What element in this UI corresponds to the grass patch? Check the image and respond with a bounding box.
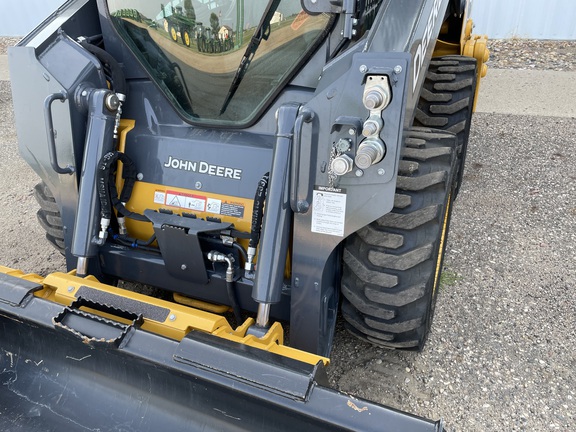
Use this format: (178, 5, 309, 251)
(439, 269, 462, 288)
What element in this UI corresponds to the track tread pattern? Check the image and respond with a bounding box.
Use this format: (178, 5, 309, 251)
(341, 128, 456, 350)
(357, 225, 404, 249)
(374, 205, 440, 231)
(34, 182, 65, 254)
(414, 55, 478, 198)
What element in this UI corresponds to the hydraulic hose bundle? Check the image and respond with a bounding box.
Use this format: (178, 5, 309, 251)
(246, 172, 269, 275)
(79, 39, 127, 142)
(96, 150, 149, 245)
(95, 159, 270, 326)
(79, 40, 127, 96)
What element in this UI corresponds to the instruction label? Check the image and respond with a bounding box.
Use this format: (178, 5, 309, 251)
(220, 201, 245, 218)
(160, 190, 245, 219)
(311, 186, 347, 237)
(165, 190, 206, 212)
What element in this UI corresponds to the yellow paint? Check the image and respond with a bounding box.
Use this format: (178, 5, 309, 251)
(432, 2, 490, 112)
(462, 30, 490, 110)
(111, 120, 295, 275)
(173, 293, 231, 314)
(432, 39, 461, 57)
(122, 181, 254, 242)
(433, 193, 452, 296)
(0, 266, 329, 366)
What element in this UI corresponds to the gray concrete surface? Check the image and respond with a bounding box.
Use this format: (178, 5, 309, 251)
(0, 59, 575, 431)
(476, 69, 576, 117)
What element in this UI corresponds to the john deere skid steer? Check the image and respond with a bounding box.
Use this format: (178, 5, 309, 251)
(2, 0, 488, 429)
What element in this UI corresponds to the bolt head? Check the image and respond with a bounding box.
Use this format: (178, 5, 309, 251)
(394, 65, 403, 74)
(67, 286, 74, 292)
(169, 314, 176, 321)
(355, 169, 364, 177)
(378, 168, 386, 176)
(359, 65, 367, 73)
(136, 173, 144, 181)
(195, 181, 202, 189)
(348, 128, 356, 136)
(181, 264, 187, 270)
(105, 93, 120, 111)
(297, 200, 310, 213)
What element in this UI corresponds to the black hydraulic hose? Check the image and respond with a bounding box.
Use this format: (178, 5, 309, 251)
(114, 235, 160, 253)
(249, 173, 269, 250)
(98, 151, 149, 222)
(115, 233, 156, 247)
(80, 41, 127, 96)
(97, 153, 114, 220)
(137, 233, 157, 246)
(232, 242, 248, 264)
(226, 280, 243, 325)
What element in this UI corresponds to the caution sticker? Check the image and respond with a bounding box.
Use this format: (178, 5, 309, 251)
(165, 190, 206, 212)
(311, 186, 347, 237)
(161, 190, 245, 219)
(154, 190, 166, 204)
(206, 198, 222, 214)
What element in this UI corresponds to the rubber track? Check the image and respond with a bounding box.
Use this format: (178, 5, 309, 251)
(34, 182, 65, 253)
(413, 55, 477, 197)
(341, 128, 456, 350)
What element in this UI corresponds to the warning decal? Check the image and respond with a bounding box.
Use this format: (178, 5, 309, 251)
(154, 190, 166, 204)
(166, 190, 206, 212)
(161, 190, 245, 219)
(311, 186, 347, 237)
(206, 198, 222, 214)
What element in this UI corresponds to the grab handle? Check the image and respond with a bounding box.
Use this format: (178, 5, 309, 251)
(44, 92, 74, 174)
(53, 297, 143, 348)
(290, 108, 315, 213)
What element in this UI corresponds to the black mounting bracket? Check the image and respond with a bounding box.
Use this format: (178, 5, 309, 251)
(144, 210, 231, 284)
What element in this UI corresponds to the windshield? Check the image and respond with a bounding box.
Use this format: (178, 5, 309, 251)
(107, 1, 333, 126)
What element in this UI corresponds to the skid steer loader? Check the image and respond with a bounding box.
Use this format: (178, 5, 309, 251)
(2, 0, 489, 430)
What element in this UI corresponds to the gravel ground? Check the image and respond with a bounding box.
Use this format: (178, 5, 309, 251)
(1, 36, 576, 430)
(0, 37, 21, 55)
(329, 114, 576, 430)
(488, 39, 576, 71)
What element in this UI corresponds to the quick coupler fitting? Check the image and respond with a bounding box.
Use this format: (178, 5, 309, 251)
(355, 138, 386, 169)
(98, 217, 110, 241)
(117, 216, 127, 235)
(244, 246, 257, 276)
(113, 93, 126, 140)
(207, 250, 227, 263)
(207, 251, 235, 282)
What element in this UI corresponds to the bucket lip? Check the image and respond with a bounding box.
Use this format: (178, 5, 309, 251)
(0, 289, 443, 432)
